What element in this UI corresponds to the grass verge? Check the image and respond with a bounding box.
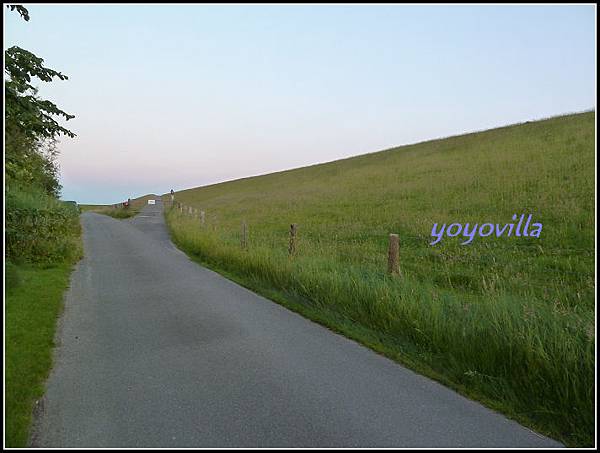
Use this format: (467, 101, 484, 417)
(165, 217, 592, 447)
(80, 204, 140, 219)
(5, 258, 81, 447)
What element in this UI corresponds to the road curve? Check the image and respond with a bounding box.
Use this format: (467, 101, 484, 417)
(32, 200, 562, 447)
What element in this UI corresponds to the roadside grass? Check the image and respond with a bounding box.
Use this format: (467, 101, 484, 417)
(80, 204, 140, 219)
(5, 260, 82, 447)
(164, 111, 595, 446)
(78, 204, 104, 212)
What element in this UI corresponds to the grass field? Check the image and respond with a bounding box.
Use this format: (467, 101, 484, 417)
(5, 260, 82, 447)
(163, 111, 595, 446)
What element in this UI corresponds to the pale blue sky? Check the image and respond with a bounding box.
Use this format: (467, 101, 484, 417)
(4, 4, 596, 204)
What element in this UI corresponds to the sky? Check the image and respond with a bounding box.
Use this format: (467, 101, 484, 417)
(4, 4, 596, 204)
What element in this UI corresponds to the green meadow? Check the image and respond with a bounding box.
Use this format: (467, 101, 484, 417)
(164, 111, 595, 446)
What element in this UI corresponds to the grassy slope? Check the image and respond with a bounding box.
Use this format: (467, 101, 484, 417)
(5, 260, 81, 447)
(164, 111, 595, 446)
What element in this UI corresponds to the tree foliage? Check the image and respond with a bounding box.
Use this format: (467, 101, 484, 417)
(7, 4, 29, 21)
(5, 5, 75, 197)
(5, 45, 76, 140)
(5, 122, 62, 196)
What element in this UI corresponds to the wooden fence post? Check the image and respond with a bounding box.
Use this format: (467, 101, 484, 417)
(388, 233, 400, 275)
(241, 220, 248, 250)
(289, 223, 298, 256)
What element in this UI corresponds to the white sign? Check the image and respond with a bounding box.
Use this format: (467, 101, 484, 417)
(148, 199, 156, 205)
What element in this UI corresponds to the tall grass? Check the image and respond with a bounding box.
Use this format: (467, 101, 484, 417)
(165, 112, 595, 446)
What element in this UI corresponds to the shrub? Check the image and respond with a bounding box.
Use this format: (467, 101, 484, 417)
(5, 186, 81, 264)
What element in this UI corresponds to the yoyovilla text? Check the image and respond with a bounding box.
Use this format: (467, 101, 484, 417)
(430, 214, 542, 246)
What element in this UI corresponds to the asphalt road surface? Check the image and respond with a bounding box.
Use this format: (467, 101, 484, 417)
(32, 200, 562, 447)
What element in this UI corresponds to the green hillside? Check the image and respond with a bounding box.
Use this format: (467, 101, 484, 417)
(164, 111, 595, 446)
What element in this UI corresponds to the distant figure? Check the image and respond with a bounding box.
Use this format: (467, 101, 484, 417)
(170, 189, 175, 202)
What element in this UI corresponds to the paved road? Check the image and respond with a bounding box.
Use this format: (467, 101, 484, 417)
(32, 200, 562, 447)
